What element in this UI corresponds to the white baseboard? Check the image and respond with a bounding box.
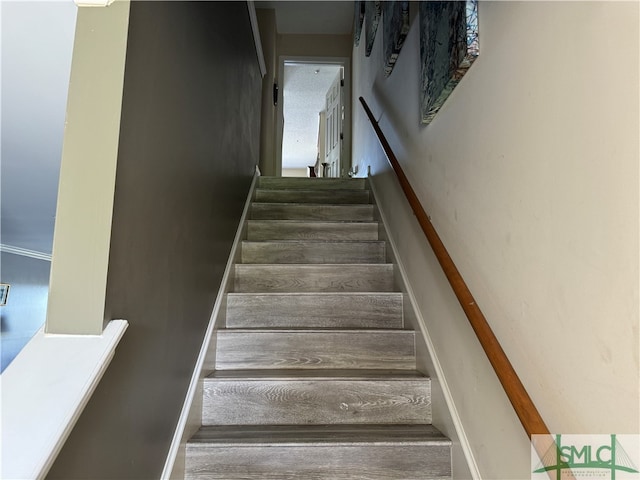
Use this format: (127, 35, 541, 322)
(160, 167, 260, 480)
(367, 176, 482, 480)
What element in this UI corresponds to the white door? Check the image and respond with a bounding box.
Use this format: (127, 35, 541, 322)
(324, 71, 342, 177)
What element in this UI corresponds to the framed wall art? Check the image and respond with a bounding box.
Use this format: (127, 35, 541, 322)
(382, 1, 410, 77)
(419, 0, 479, 124)
(364, 1, 381, 57)
(0, 284, 10, 306)
(354, 1, 365, 46)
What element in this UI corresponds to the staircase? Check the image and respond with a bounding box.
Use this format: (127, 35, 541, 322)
(185, 177, 452, 479)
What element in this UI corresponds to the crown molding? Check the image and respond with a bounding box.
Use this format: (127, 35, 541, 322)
(0, 244, 52, 262)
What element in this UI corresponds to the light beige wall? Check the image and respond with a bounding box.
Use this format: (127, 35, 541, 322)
(277, 33, 352, 58)
(257, 9, 277, 176)
(353, 1, 639, 478)
(46, 0, 130, 335)
(282, 168, 308, 177)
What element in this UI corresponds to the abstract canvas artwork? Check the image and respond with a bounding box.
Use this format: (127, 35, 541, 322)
(382, 1, 410, 77)
(353, 1, 365, 47)
(364, 1, 381, 57)
(419, 0, 479, 124)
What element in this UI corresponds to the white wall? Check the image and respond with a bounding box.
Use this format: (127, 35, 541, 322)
(353, 2, 639, 478)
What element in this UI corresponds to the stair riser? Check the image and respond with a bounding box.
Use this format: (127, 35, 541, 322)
(247, 221, 379, 241)
(241, 241, 385, 264)
(258, 177, 367, 190)
(234, 265, 395, 293)
(202, 379, 431, 425)
(186, 444, 451, 480)
(213, 331, 415, 370)
(251, 204, 374, 221)
(255, 189, 370, 204)
(226, 293, 403, 329)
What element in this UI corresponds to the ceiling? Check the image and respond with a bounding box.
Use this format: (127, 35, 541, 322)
(255, 1, 354, 35)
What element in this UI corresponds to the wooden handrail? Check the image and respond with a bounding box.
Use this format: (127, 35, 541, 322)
(359, 96, 549, 439)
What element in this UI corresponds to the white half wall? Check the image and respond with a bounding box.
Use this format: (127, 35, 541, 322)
(353, 2, 639, 478)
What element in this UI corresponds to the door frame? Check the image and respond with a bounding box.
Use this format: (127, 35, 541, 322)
(276, 55, 351, 178)
(324, 69, 343, 178)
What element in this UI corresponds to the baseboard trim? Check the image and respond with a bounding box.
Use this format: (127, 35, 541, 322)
(367, 175, 482, 480)
(160, 167, 260, 480)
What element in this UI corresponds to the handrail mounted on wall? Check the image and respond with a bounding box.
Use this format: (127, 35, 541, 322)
(359, 96, 549, 439)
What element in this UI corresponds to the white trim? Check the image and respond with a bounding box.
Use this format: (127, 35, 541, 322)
(368, 177, 482, 480)
(1, 319, 129, 480)
(160, 167, 260, 480)
(247, 1, 266, 78)
(0, 244, 52, 262)
(74, 0, 114, 7)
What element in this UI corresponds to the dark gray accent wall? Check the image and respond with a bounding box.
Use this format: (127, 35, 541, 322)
(47, 2, 261, 478)
(0, 252, 50, 372)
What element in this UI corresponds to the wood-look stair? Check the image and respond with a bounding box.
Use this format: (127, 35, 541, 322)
(185, 177, 452, 480)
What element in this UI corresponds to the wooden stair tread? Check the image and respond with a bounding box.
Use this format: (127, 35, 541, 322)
(189, 424, 450, 446)
(202, 373, 431, 425)
(257, 177, 367, 190)
(213, 329, 415, 370)
(247, 219, 378, 224)
(255, 189, 370, 204)
(227, 291, 401, 297)
(251, 203, 374, 221)
(247, 220, 379, 240)
(242, 239, 384, 244)
(207, 369, 427, 380)
(241, 240, 386, 264)
(236, 262, 393, 266)
(233, 263, 395, 293)
(226, 292, 403, 328)
(252, 202, 373, 207)
(218, 328, 415, 336)
(255, 188, 369, 194)
(235, 262, 393, 269)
